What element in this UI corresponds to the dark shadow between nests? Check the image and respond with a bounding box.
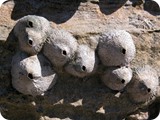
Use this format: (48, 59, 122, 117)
(148, 99, 160, 120)
(98, 0, 128, 15)
(143, 0, 160, 16)
(39, 74, 138, 120)
(39, 75, 114, 119)
(11, 0, 86, 24)
(0, 28, 18, 96)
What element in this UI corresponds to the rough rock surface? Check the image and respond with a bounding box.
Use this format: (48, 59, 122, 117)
(0, 0, 160, 120)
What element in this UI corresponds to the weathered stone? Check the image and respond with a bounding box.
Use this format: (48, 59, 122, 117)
(0, 0, 160, 120)
(126, 111, 149, 120)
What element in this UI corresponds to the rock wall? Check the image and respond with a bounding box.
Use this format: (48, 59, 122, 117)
(0, 0, 160, 120)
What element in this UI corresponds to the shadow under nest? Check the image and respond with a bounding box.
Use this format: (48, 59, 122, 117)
(11, 0, 129, 24)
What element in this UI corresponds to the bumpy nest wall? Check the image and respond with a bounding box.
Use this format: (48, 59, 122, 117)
(0, 0, 160, 120)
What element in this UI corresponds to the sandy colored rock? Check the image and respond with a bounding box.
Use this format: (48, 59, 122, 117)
(0, 0, 160, 120)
